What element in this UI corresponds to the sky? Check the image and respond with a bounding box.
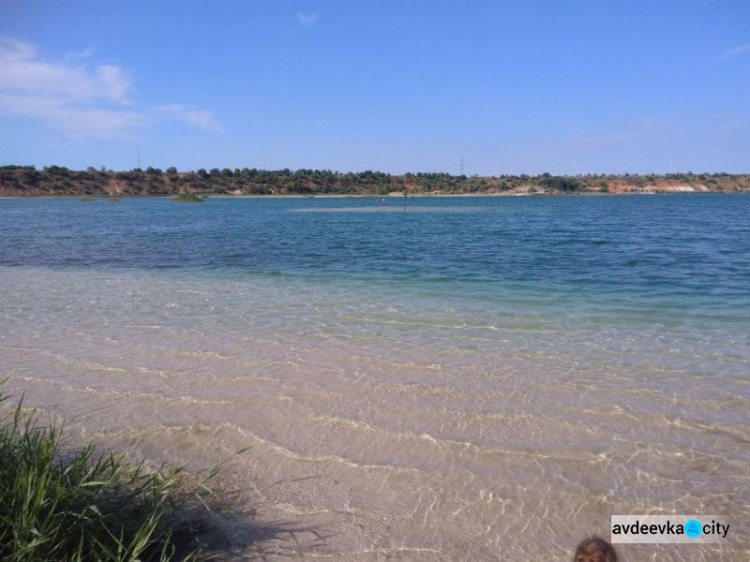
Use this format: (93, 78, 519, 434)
(0, 0, 748, 175)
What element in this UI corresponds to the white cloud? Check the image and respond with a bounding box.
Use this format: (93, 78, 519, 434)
(717, 43, 750, 62)
(0, 37, 222, 138)
(0, 38, 131, 104)
(297, 12, 319, 27)
(0, 93, 147, 138)
(95, 65, 131, 104)
(154, 104, 223, 133)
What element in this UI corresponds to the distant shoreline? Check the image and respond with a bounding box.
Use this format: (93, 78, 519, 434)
(2, 166, 749, 197)
(2, 191, 748, 200)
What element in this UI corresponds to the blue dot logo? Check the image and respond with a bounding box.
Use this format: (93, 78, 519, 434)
(685, 519, 702, 538)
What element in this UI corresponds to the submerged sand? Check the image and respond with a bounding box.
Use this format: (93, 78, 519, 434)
(1, 267, 748, 560)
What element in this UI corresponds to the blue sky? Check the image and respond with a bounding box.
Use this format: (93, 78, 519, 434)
(1, 0, 748, 175)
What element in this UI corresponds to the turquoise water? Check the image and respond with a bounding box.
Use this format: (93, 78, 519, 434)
(2, 195, 749, 300)
(1, 195, 748, 560)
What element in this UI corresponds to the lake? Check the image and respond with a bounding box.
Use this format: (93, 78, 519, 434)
(1, 194, 748, 560)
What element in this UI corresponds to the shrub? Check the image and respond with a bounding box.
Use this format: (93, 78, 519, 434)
(175, 193, 204, 202)
(540, 176, 581, 192)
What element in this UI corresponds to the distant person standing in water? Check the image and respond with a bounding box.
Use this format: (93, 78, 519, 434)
(573, 536, 618, 562)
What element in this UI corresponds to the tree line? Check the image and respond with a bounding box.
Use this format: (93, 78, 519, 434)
(0, 165, 748, 196)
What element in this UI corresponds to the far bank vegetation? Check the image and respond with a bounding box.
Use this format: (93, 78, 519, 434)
(1, 165, 749, 197)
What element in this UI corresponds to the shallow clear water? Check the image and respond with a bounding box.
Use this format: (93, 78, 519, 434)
(1, 195, 748, 560)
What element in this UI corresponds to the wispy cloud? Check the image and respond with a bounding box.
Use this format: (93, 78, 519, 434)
(716, 42, 750, 62)
(571, 132, 641, 150)
(297, 12, 319, 27)
(721, 118, 744, 131)
(0, 37, 222, 138)
(522, 118, 662, 163)
(0, 93, 147, 138)
(568, 117, 660, 153)
(154, 104, 224, 133)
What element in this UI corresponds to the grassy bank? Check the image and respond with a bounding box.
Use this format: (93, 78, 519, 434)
(0, 388, 227, 561)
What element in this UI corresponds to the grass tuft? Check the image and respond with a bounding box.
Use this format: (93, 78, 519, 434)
(174, 193, 204, 202)
(0, 386, 229, 561)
